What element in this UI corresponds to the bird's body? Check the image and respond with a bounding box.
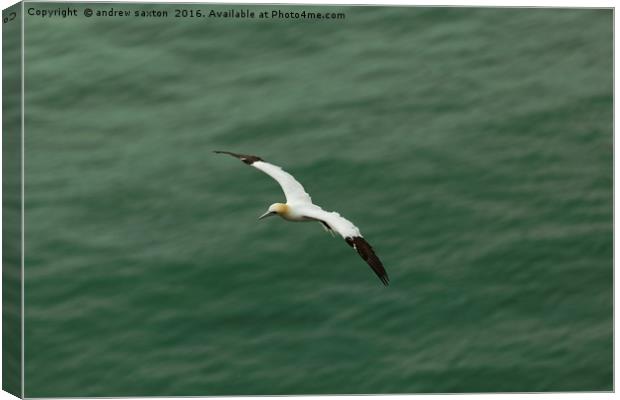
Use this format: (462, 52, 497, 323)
(265, 202, 358, 235)
(215, 151, 389, 286)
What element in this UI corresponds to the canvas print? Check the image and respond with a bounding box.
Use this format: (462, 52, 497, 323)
(2, 1, 613, 397)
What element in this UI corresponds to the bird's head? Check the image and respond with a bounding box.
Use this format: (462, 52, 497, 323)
(259, 203, 288, 220)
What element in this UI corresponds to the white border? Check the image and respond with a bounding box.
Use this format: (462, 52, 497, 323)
(0, 1, 616, 400)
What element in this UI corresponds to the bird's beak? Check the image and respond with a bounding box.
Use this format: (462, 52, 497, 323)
(258, 211, 275, 220)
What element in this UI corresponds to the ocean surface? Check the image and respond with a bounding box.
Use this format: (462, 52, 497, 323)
(19, 4, 612, 396)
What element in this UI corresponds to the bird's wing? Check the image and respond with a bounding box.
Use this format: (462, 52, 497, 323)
(345, 236, 390, 286)
(300, 206, 389, 286)
(214, 151, 312, 204)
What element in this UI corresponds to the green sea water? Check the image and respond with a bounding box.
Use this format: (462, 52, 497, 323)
(17, 3, 612, 396)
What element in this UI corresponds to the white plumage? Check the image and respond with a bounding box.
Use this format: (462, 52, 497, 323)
(252, 161, 313, 205)
(215, 151, 389, 286)
(293, 205, 362, 239)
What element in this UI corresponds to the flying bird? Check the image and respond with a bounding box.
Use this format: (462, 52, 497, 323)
(215, 150, 389, 286)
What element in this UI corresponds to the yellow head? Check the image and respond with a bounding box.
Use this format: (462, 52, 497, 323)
(258, 203, 288, 220)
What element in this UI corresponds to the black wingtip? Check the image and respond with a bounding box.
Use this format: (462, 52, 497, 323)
(214, 150, 263, 165)
(346, 236, 390, 287)
(377, 272, 390, 287)
(377, 269, 390, 286)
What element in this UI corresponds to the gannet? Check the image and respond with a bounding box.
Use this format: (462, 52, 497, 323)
(215, 151, 389, 286)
